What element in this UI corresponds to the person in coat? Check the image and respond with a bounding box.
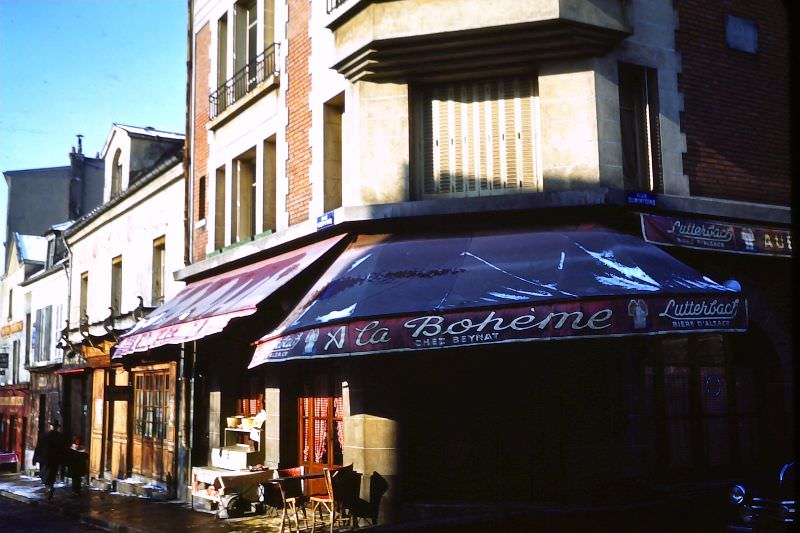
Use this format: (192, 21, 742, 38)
(67, 438, 88, 495)
(32, 419, 68, 500)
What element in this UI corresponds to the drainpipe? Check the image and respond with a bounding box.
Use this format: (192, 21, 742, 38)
(188, 341, 196, 495)
(184, 0, 195, 267)
(62, 234, 73, 355)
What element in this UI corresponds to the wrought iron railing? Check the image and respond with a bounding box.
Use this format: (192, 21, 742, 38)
(209, 44, 279, 120)
(326, 0, 349, 14)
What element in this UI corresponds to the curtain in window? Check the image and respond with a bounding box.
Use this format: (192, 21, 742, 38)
(314, 397, 329, 464)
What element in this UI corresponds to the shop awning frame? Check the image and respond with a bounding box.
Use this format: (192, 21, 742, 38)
(250, 228, 748, 367)
(114, 235, 347, 359)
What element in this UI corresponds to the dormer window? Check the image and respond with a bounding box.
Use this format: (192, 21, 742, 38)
(46, 237, 56, 269)
(111, 148, 123, 197)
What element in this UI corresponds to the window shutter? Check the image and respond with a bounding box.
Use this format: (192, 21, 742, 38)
(519, 78, 538, 189)
(419, 77, 540, 198)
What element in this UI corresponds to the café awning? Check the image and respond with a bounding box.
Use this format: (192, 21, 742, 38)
(640, 213, 792, 257)
(249, 228, 748, 367)
(113, 235, 346, 358)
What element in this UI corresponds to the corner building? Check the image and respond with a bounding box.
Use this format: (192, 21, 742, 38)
(116, 0, 791, 526)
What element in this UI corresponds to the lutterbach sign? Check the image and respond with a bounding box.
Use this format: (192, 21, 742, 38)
(641, 214, 792, 257)
(250, 294, 747, 365)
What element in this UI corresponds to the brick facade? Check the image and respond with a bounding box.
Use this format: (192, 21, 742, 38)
(675, 1, 789, 206)
(285, 0, 312, 225)
(192, 24, 210, 262)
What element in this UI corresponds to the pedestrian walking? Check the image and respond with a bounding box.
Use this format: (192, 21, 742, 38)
(67, 438, 88, 496)
(32, 419, 68, 500)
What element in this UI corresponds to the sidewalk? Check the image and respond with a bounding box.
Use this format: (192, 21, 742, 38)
(0, 473, 302, 532)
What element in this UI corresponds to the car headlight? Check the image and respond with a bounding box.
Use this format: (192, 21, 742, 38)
(778, 503, 793, 521)
(730, 484, 746, 505)
(740, 504, 754, 523)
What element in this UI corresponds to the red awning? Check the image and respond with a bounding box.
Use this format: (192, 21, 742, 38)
(640, 213, 792, 257)
(250, 228, 748, 367)
(114, 235, 346, 358)
(55, 368, 86, 375)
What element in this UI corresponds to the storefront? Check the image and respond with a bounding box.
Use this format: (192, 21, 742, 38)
(244, 226, 754, 519)
(114, 235, 347, 499)
(116, 220, 780, 520)
(0, 385, 28, 471)
(640, 213, 794, 462)
(27, 366, 62, 468)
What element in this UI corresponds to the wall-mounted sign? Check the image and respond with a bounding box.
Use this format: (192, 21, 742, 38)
(641, 213, 791, 257)
(316, 211, 334, 230)
(0, 396, 24, 407)
(251, 294, 748, 364)
(0, 353, 8, 368)
(105, 385, 133, 402)
(0, 322, 23, 337)
(627, 191, 657, 207)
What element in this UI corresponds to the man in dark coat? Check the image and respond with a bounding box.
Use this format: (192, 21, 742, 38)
(32, 419, 68, 500)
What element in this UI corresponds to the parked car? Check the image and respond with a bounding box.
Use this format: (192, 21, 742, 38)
(728, 460, 795, 531)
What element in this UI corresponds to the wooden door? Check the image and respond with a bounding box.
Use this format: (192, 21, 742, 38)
(298, 374, 343, 495)
(89, 369, 105, 477)
(132, 364, 176, 482)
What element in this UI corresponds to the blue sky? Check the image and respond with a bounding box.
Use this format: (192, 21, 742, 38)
(0, 0, 187, 256)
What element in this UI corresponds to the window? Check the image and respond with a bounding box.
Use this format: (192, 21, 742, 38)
(215, 167, 226, 249)
(79, 272, 89, 322)
(210, 0, 276, 119)
(643, 335, 757, 474)
(233, 149, 256, 242)
(726, 15, 758, 54)
(236, 0, 259, 86)
(151, 237, 166, 306)
(24, 312, 30, 367)
(217, 13, 228, 89)
(414, 77, 541, 198)
(32, 306, 52, 363)
(299, 374, 344, 468)
(12, 340, 19, 383)
(134, 371, 170, 439)
(111, 149, 123, 198)
(262, 137, 276, 233)
(6, 288, 11, 320)
(618, 63, 662, 192)
(111, 256, 122, 315)
(198, 176, 207, 221)
(46, 237, 56, 269)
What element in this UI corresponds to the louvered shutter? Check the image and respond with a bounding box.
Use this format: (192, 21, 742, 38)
(419, 76, 540, 198)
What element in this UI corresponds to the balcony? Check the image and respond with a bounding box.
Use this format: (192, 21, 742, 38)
(326, 0, 630, 82)
(209, 44, 279, 120)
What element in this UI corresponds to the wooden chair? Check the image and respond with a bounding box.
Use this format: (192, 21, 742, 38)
(276, 466, 307, 533)
(310, 466, 356, 533)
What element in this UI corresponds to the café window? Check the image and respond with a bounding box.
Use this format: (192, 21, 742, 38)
(134, 371, 169, 439)
(299, 374, 344, 468)
(643, 334, 758, 474)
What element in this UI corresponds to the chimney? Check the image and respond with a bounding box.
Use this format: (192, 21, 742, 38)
(76, 134, 84, 155)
